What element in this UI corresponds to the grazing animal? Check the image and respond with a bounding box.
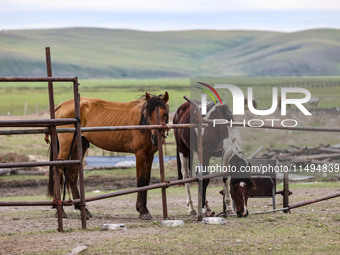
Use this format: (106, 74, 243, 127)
(173, 101, 254, 217)
(47, 92, 169, 220)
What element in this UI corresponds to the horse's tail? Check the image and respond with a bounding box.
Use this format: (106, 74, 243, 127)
(176, 147, 183, 180)
(46, 102, 65, 197)
(47, 137, 59, 197)
(47, 144, 54, 197)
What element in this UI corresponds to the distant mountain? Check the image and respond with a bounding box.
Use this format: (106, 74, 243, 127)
(1, 28, 340, 78)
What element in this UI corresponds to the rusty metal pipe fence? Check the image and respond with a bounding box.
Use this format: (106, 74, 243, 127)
(0, 47, 86, 232)
(1, 48, 340, 232)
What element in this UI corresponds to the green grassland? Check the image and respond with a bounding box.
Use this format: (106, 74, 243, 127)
(1, 77, 339, 160)
(0, 78, 189, 114)
(1, 77, 339, 115)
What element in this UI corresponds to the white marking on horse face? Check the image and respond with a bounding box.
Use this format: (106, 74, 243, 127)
(242, 195, 247, 216)
(239, 182, 246, 188)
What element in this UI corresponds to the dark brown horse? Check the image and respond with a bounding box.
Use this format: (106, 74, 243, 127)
(173, 101, 254, 217)
(47, 92, 169, 220)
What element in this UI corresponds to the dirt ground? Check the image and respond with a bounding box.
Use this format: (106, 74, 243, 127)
(1, 175, 340, 254)
(0, 175, 167, 197)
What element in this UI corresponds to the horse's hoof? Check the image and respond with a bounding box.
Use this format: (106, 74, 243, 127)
(206, 211, 215, 217)
(86, 209, 93, 218)
(55, 211, 68, 218)
(139, 213, 152, 220)
(79, 214, 90, 220)
(226, 209, 235, 215)
(188, 210, 197, 216)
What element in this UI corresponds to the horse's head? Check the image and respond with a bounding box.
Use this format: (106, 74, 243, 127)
(140, 91, 169, 146)
(230, 173, 255, 218)
(228, 154, 254, 217)
(222, 125, 254, 217)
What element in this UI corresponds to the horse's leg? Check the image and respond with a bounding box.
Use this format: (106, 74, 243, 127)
(53, 133, 73, 219)
(53, 162, 68, 219)
(179, 152, 196, 216)
(223, 175, 234, 214)
(188, 149, 196, 214)
(202, 155, 211, 215)
(176, 148, 183, 180)
(188, 148, 193, 176)
(135, 151, 153, 220)
(69, 138, 92, 218)
(53, 168, 68, 218)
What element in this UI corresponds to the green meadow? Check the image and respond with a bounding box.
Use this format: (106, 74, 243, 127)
(0, 78, 189, 115)
(0, 77, 339, 115)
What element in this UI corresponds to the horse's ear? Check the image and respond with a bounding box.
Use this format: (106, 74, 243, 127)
(162, 91, 169, 104)
(145, 91, 151, 101)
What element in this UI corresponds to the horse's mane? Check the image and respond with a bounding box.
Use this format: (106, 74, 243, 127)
(220, 104, 233, 122)
(139, 93, 168, 126)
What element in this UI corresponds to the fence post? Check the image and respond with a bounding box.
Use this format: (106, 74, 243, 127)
(45, 47, 63, 232)
(197, 120, 203, 221)
(156, 106, 168, 219)
(283, 172, 290, 213)
(73, 77, 87, 229)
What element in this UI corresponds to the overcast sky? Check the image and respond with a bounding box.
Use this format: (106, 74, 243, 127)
(1, 0, 340, 31)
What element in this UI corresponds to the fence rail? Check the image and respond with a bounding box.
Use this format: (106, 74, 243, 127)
(0, 160, 81, 169)
(0, 77, 77, 82)
(2, 122, 340, 137)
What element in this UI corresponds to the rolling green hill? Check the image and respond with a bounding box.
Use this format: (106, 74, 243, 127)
(0, 28, 340, 78)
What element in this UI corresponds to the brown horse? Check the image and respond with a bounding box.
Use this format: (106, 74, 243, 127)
(174, 101, 255, 217)
(47, 92, 169, 220)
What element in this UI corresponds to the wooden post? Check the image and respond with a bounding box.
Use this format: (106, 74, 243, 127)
(283, 172, 290, 213)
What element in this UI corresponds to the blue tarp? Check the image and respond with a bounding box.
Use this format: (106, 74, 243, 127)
(85, 155, 176, 168)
